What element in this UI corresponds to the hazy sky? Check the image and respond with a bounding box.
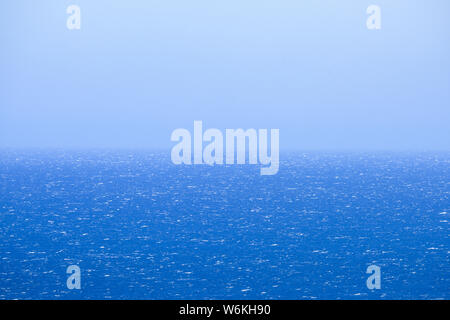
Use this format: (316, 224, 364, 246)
(1, 0, 449, 150)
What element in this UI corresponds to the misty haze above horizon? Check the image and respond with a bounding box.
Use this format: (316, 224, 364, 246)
(1, 1, 449, 151)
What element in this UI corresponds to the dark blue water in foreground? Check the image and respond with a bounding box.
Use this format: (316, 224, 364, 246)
(0, 150, 448, 299)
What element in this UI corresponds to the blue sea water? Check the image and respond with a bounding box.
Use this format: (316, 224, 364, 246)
(0, 150, 448, 300)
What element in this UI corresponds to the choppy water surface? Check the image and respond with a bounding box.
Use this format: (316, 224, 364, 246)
(0, 150, 448, 299)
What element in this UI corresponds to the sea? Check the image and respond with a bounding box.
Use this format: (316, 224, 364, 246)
(0, 150, 448, 299)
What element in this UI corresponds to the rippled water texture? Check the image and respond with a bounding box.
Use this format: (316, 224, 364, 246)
(0, 150, 448, 299)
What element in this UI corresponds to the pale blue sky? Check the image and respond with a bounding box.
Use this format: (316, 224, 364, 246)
(1, 0, 449, 150)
